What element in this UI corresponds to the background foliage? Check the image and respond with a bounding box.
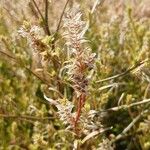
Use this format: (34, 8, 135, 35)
(0, 0, 150, 149)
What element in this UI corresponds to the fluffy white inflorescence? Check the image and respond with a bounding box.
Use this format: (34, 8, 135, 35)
(63, 7, 96, 97)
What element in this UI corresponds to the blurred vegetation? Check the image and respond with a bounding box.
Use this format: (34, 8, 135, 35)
(0, 0, 150, 149)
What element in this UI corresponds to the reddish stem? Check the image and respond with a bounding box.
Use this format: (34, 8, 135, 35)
(74, 94, 86, 129)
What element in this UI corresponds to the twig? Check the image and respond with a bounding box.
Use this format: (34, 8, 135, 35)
(28, 1, 39, 19)
(82, 127, 112, 144)
(55, 0, 70, 33)
(51, 0, 70, 50)
(144, 84, 150, 99)
(0, 50, 72, 88)
(0, 50, 50, 86)
(96, 59, 149, 83)
(112, 110, 147, 143)
(98, 82, 118, 91)
(117, 93, 125, 106)
(48, 87, 64, 98)
(0, 113, 54, 121)
(31, 0, 45, 22)
(91, 0, 105, 14)
(44, 0, 51, 35)
(74, 94, 86, 130)
(31, 0, 51, 36)
(106, 98, 150, 112)
(0, 50, 16, 61)
(25, 67, 50, 85)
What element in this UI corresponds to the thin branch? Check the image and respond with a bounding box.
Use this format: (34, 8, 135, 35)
(55, 0, 70, 33)
(82, 127, 112, 144)
(51, 0, 70, 50)
(25, 67, 50, 85)
(0, 50, 16, 61)
(0, 113, 54, 121)
(112, 110, 147, 143)
(44, 0, 51, 35)
(91, 0, 105, 14)
(74, 94, 83, 129)
(117, 92, 125, 106)
(0, 50, 72, 89)
(144, 84, 150, 99)
(96, 59, 149, 83)
(106, 98, 150, 112)
(98, 82, 118, 91)
(0, 50, 50, 86)
(31, 0, 51, 35)
(31, 0, 45, 22)
(28, 1, 39, 19)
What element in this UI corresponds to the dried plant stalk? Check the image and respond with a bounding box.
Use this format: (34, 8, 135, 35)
(63, 7, 96, 129)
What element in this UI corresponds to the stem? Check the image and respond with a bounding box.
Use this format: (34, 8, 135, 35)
(0, 113, 54, 121)
(31, 0, 51, 36)
(74, 94, 86, 129)
(31, 0, 45, 22)
(55, 0, 70, 33)
(111, 110, 148, 143)
(96, 59, 149, 83)
(74, 96, 82, 128)
(0, 50, 50, 86)
(106, 98, 150, 112)
(44, 0, 51, 35)
(91, 0, 105, 14)
(52, 0, 70, 50)
(0, 50, 71, 87)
